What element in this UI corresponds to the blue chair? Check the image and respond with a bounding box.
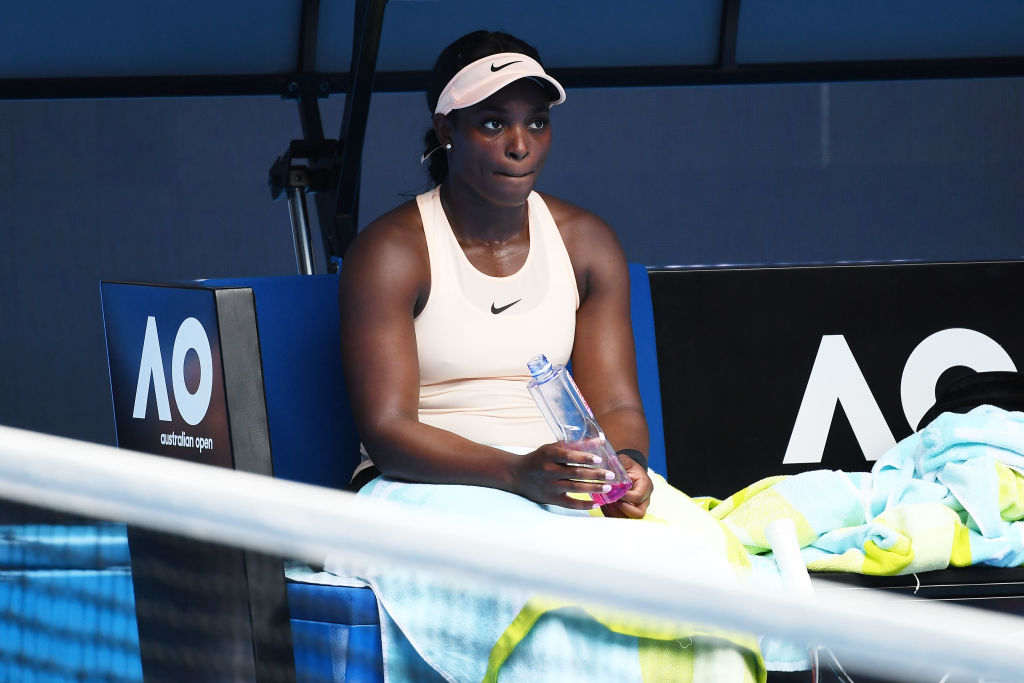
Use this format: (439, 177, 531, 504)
(201, 263, 666, 681)
(0, 523, 142, 682)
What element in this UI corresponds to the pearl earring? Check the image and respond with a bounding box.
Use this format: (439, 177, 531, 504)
(419, 142, 453, 164)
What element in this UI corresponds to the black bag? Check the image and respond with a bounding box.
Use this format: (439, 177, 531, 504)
(917, 370, 1024, 431)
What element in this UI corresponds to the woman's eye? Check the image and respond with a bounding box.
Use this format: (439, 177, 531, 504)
(528, 119, 548, 130)
(482, 119, 503, 130)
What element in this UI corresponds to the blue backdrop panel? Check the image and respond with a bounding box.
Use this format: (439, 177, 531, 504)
(2, 78, 1023, 457)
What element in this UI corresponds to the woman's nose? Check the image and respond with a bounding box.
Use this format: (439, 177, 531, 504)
(505, 128, 529, 161)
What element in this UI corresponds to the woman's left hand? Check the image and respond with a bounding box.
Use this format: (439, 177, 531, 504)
(600, 453, 653, 519)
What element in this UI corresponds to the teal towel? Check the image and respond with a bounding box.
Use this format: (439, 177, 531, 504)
(710, 405, 1024, 575)
(327, 475, 764, 682)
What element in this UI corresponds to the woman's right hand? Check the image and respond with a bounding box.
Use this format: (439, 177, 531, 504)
(510, 443, 616, 509)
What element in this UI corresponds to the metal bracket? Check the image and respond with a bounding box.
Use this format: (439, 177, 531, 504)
(268, 139, 341, 275)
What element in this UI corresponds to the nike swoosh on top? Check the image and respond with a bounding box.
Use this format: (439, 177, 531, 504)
(490, 299, 522, 314)
(490, 60, 522, 72)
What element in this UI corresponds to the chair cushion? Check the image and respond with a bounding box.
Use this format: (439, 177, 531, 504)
(287, 581, 380, 625)
(290, 618, 383, 683)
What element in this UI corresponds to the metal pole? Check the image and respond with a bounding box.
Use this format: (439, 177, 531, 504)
(287, 187, 316, 275)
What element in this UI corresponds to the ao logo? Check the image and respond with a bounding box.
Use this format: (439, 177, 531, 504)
(132, 316, 213, 426)
(783, 328, 1017, 464)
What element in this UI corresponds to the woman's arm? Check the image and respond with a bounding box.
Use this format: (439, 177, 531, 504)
(337, 205, 615, 509)
(547, 196, 654, 518)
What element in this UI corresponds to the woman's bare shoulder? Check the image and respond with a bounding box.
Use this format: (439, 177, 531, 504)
(352, 199, 423, 248)
(537, 192, 604, 227)
(536, 192, 621, 251)
(344, 200, 427, 266)
(340, 198, 430, 297)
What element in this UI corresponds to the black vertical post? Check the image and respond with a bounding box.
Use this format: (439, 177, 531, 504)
(296, 0, 326, 142)
(718, 0, 741, 71)
(327, 0, 388, 266)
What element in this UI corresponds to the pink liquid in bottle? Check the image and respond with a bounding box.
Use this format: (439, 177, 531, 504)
(566, 437, 631, 505)
(592, 481, 631, 505)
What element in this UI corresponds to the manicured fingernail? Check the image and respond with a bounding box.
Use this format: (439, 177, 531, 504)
(591, 503, 600, 509)
(591, 456, 602, 464)
(605, 471, 615, 480)
(601, 484, 612, 493)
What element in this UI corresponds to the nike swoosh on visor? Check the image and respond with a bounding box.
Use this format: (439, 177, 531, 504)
(490, 60, 522, 72)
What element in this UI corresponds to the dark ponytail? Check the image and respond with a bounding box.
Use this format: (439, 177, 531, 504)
(422, 30, 544, 187)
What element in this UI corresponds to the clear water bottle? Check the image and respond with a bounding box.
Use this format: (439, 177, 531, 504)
(526, 354, 632, 504)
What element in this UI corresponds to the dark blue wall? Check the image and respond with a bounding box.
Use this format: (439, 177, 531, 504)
(2, 78, 1022, 445)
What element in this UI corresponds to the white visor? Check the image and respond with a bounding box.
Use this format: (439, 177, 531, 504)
(434, 52, 566, 116)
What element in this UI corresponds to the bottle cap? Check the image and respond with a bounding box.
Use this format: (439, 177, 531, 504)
(527, 354, 552, 378)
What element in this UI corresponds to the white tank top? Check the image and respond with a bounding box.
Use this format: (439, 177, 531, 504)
(413, 185, 580, 450)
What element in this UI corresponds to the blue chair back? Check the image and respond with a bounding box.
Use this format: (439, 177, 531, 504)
(206, 265, 666, 486)
(201, 275, 358, 487)
(629, 263, 667, 476)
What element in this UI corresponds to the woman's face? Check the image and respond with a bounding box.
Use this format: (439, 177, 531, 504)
(443, 79, 553, 208)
